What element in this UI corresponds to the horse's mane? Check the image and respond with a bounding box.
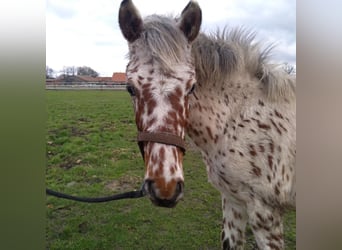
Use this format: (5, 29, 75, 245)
(138, 15, 295, 101)
(192, 28, 296, 101)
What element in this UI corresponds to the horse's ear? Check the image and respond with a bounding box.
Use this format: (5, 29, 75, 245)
(119, 0, 143, 43)
(178, 1, 202, 43)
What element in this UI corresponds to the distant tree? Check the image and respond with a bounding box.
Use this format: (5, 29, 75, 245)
(282, 63, 296, 75)
(58, 66, 76, 83)
(46, 66, 54, 79)
(63, 66, 77, 76)
(77, 66, 99, 77)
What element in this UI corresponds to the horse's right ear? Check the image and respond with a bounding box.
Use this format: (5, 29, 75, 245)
(119, 0, 143, 43)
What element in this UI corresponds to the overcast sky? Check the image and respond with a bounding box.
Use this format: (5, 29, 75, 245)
(46, 0, 296, 77)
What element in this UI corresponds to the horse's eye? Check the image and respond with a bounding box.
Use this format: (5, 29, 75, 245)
(126, 84, 136, 96)
(188, 84, 196, 95)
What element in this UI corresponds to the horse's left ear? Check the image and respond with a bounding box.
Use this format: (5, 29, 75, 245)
(119, 0, 143, 43)
(178, 1, 202, 43)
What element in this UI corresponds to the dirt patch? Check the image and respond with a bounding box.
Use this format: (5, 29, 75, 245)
(120, 119, 133, 124)
(71, 126, 88, 136)
(78, 221, 89, 234)
(59, 160, 74, 169)
(105, 175, 142, 192)
(78, 117, 90, 122)
(86, 176, 102, 185)
(100, 121, 116, 132)
(59, 157, 82, 169)
(111, 148, 135, 161)
(48, 124, 89, 137)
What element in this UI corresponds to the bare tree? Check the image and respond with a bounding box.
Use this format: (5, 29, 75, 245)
(60, 66, 77, 82)
(46, 66, 54, 79)
(66, 66, 76, 76)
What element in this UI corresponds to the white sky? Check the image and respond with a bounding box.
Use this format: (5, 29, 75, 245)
(46, 0, 296, 77)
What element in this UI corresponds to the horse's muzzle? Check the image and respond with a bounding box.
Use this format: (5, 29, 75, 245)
(143, 180, 184, 208)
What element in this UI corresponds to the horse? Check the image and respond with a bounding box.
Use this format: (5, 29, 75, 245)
(118, 1, 296, 249)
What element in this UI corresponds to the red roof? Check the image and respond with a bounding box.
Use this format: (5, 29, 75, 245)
(112, 72, 127, 83)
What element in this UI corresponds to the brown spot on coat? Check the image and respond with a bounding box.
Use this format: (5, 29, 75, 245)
(233, 210, 242, 219)
(274, 185, 280, 196)
(256, 212, 265, 223)
(270, 118, 282, 135)
(219, 174, 231, 186)
(249, 144, 257, 156)
(268, 155, 273, 170)
(259, 144, 265, 152)
(206, 126, 214, 141)
(267, 175, 271, 183)
(278, 122, 288, 132)
(258, 121, 271, 130)
(269, 142, 275, 153)
(267, 242, 281, 250)
(270, 233, 283, 242)
(250, 161, 262, 177)
(274, 109, 284, 119)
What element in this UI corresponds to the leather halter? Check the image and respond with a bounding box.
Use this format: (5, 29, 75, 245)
(137, 131, 186, 160)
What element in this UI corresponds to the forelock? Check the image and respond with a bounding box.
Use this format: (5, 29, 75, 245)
(131, 15, 190, 74)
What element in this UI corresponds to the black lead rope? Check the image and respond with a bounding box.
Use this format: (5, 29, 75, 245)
(46, 186, 146, 203)
(46, 131, 186, 203)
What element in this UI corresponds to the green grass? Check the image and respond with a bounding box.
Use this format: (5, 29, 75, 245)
(46, 90, 295, 249)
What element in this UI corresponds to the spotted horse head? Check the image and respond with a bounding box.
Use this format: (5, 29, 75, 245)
(119, 0, 202, 207)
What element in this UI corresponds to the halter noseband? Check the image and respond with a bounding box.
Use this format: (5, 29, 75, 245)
(137, 131, 186, 160)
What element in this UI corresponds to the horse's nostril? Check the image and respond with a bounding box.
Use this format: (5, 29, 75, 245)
(176, 181, 184, 194)
(145, 180, 154, 195)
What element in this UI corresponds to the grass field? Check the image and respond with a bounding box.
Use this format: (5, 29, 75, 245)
(46, 90, 295, 249)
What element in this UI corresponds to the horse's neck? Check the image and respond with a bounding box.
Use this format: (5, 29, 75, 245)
(194, 74, 262, 117)
(187, 75, 261, 153)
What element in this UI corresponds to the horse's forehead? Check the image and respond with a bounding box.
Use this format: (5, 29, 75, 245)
(127, 61, 195, 84)
(126, 36, 195, 88)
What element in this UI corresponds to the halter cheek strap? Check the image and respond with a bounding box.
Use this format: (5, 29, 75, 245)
(137, 131, 186, 160)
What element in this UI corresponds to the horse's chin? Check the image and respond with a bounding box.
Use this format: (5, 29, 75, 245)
(150, 198, 179, 208)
